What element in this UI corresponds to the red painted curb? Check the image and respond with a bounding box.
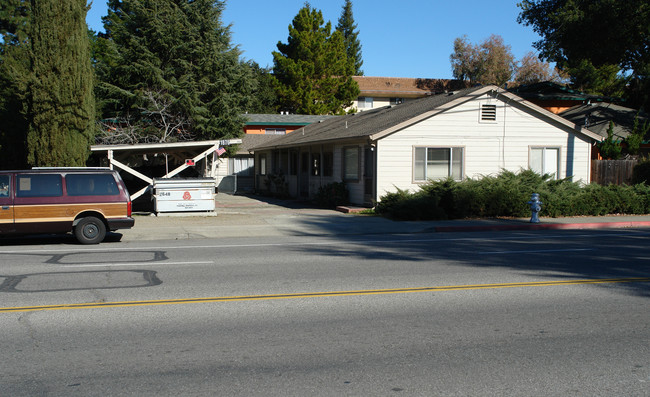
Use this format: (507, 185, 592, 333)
(435, 221, 650, 233)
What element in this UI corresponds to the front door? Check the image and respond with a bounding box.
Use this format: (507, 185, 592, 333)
(0, 174, 14, 233)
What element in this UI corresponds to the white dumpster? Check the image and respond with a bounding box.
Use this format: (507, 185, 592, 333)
(153, 178, 216, 213)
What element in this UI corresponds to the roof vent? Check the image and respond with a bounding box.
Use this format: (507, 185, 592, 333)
(481, 104, 497, 121)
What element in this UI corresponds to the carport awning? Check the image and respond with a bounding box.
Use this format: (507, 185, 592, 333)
(91, 139, 241, 200)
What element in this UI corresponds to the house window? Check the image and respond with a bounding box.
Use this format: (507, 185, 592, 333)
(343, 146, 360, 181)
(229, 157, 254, 176)
(530, 147, 559, 179)
(358, 97, 373, 109)
(480, 104, 497, 122)
(323, 152, 333, 177)
(414, 147, 464, 181)
(265, 128, 286, 135)
(259, 155, 267, 175)
(390, 97, 404, 105)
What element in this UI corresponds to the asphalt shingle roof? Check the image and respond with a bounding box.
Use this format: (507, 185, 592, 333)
(252, 86, 485, 150)
(559, 103, 649, 141)
(244, 113, 336, 125)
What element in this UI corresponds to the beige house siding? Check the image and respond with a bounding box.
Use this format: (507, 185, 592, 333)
(375, 93, 592, 202)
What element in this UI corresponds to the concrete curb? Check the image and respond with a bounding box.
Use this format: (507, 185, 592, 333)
(435, 221, 650, 233)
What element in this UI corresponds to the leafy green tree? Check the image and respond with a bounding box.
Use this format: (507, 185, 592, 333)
(517, 0, 650, 109)
(246, 61, 279, 114)
(450, 34, 516, 86)
(97, 0, 254, 143)
(598, 121, 622, 160)
(625, 115, 650, 156)
(272, 3, 359, 115)
(26, 0, 95, 166)
(0, 0, 31, 169)
(335, 0, 363, 76)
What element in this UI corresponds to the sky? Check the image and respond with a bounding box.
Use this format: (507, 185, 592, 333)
(86, 0, 543, 79)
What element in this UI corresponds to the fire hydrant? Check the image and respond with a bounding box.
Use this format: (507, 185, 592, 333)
(527, 193, 542, 223)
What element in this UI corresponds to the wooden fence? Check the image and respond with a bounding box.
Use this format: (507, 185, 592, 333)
(591, 159, 638, 185)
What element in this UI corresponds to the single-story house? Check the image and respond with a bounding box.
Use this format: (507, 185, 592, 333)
(216, 113, 336, 193)
(251, 85, 603, 206)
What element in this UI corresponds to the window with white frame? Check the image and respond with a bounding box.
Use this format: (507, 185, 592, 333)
(358, 97, 373, 109)
(229, 157, 254, 176)
(530, 147, 559, 179)
(265, 128, 286, 135)
(414, 147, 464, 181)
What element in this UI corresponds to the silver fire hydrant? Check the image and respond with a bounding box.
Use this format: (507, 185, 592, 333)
(527, 193, 542, 223)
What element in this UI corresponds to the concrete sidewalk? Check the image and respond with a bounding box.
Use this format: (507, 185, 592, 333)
(120, 193, 650, 241)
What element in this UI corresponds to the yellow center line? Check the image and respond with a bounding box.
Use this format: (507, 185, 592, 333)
(2, 277, 649, 313)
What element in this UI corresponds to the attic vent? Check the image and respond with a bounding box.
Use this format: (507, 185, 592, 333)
(481, 104, 497, 122)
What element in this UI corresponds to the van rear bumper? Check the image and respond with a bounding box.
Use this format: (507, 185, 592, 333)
(107, 217, 135, 231)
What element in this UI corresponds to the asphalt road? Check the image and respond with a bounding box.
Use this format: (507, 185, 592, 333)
(1, 229, 649, 396)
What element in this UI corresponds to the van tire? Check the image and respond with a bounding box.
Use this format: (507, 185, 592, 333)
(74, 216, 106, 244)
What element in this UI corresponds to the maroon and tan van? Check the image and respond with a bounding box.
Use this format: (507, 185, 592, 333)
(0, 168, 134, 244)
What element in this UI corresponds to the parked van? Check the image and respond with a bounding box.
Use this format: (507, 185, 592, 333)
(0, 168, 134, 244)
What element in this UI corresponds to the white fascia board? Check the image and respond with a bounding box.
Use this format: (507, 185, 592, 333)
(91, 139, 242, 152)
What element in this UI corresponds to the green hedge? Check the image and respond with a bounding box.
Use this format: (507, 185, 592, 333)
(375, 169, 650, 220)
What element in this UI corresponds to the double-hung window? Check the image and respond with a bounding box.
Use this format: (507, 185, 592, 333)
(414, 147, 464, 181)
(530, 147, 559, 179)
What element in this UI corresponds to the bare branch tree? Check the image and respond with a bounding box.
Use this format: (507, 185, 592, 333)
(96, 89, 195, 145)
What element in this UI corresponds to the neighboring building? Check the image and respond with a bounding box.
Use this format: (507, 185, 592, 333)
(252, 86, 602, 206)
(351, 76, 468, 111)
(216, 113, 336, 193)
(507, 82, 608, 114)
(559, 102, 650, 158)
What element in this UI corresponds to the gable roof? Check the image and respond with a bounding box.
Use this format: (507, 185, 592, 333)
(559, 103, 649, 142)
(252, 85, 601, 151)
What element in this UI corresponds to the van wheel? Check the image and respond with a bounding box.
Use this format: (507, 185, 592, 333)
(74, 217, 106, 244)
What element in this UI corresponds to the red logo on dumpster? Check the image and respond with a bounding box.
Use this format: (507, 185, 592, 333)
(183, 191, 192, 200)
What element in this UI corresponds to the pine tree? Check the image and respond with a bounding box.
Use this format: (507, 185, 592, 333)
(98, 0, 253, 143)
(336, 0, 363, 76)
(26, 0, 95, 166)
(272, 4, 359, 115)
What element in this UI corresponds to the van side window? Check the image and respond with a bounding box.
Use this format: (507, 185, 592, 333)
(0, 175, 9, 197)
(66, 174, 119, 196)
(17, 174, 63, 197)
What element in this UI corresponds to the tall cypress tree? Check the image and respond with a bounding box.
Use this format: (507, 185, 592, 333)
(98, 0, 253, 143)
(0, 0, 31, 169)
(336, 0, 363, 76)
(26, 0, 94, 166)
(273, 3, 359, 115)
